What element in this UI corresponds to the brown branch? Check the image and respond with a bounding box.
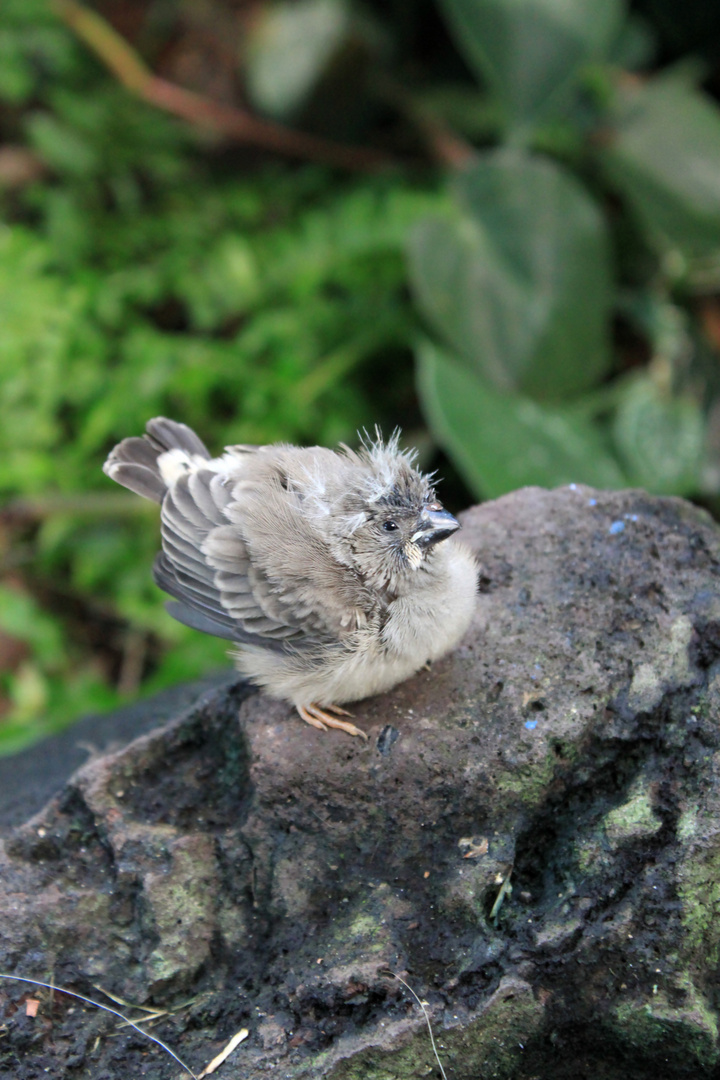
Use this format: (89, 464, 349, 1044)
(416, 117, 476, 169)
(52, 0, 399, 173)
(1, 492, 153, 525)
(53, 0, 152, 93)
(146, 77, 396, 171)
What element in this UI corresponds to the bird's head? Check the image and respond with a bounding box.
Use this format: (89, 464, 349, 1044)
(325, 432, 461, 590)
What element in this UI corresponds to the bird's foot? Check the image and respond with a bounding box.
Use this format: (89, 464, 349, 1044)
(323, 703, 354, 717)
(297, 703, 368, 740)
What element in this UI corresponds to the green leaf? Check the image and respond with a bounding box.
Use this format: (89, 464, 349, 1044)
(0, 585, 65, 666)
(246, 0, 353, 119)
(612, 375, 706, 495)
(182, 235, 260, 329)
(437, 0, 623, 134)
(417, 339, 626, 498)
(408, 150, 612, 399)
(26, 111, 98, 176)
(607, 14, 655, 72)
(602, 76, 720, 259)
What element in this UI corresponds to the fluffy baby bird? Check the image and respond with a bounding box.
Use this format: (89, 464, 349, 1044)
(103, 418, 477, 738)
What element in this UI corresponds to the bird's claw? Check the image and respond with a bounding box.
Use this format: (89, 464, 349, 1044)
(322, 703, 354, 717)
(297, 703, 368, 740)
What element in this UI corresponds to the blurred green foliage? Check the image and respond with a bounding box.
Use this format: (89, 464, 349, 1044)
(410, 0, 720, 499)
(2, 0, 720, 753)
(0, 1, 434, 750)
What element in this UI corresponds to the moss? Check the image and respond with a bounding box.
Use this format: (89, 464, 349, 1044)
(493, 752, 556, 810)
(677, 804, 698, 842)
(678, 839, 720, 969)
(144, 835, 217, 988)
(602, 777, 662, 845)
(325, 978, 545, 1080)
(339, 910, 392, 956)
(610, 984, 719, 1072)
(573, 827, 615, 875)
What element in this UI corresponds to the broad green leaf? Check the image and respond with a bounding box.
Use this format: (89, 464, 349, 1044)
(612, 375, 706, 495)
(246, 0, 353, 119)
(417, 339, 625, 498)
(607, 14, 655, 72)
(437, 0, 622, 133)
(408, 150, 612, 399)
(602, 76, 720, 259)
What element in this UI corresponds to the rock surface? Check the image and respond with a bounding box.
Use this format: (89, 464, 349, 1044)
(2, 485, 720, 1080)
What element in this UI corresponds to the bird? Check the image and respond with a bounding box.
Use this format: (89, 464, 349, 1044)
(103, 418, 478, 739)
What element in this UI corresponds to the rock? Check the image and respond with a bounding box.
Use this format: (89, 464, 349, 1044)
(0, 672, 234, 829)
(1, 485, 720, 1079)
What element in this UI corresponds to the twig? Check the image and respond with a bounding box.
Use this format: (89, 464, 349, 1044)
(92, 982, 162, 1012)
(114, 996, 200, 1031)
(0, 491, 154, 524)
(93, 984, 194, 1029)
(0, 973, 199, 1079)
(198, 1028, 249, 1077)
(380, 970, 449, 1080)
(489, 871, 513, 922)
(52, 0, 397, 173)
(116, 628, 149, 696)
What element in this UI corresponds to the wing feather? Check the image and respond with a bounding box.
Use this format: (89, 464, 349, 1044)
(122, 437, 381, 650)
(152, 455, 328, 647)
(187, 470, 232, 523)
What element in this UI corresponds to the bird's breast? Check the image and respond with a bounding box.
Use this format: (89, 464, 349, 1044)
(380, 543, 477, 664)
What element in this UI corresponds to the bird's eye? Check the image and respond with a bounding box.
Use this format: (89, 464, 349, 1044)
(383, 520, 398, 532)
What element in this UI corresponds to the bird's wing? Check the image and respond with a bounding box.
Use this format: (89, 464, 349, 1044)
(104, 416, 213, 503)
(155, 451, 374, 648)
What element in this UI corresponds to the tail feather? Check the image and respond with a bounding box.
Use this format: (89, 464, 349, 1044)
(145, 417, 211, 459)
(103, 417, 211, 503)
(104, 453, 167, 502)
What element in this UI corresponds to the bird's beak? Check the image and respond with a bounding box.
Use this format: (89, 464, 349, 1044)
(411, 507, 461, 548)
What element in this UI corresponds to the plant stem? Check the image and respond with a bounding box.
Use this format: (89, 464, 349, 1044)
(53, 0, 399, 173)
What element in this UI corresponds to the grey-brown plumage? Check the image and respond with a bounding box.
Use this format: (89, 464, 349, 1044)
(103, 418, 478, 737)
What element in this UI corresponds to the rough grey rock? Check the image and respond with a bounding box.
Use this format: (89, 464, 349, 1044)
(1, 485, 720, 1080)
(0, 673, 235, 830)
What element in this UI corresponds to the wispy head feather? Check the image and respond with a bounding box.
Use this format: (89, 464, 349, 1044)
(284, 430, 436, 545)
(349, 428, 426, 507)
